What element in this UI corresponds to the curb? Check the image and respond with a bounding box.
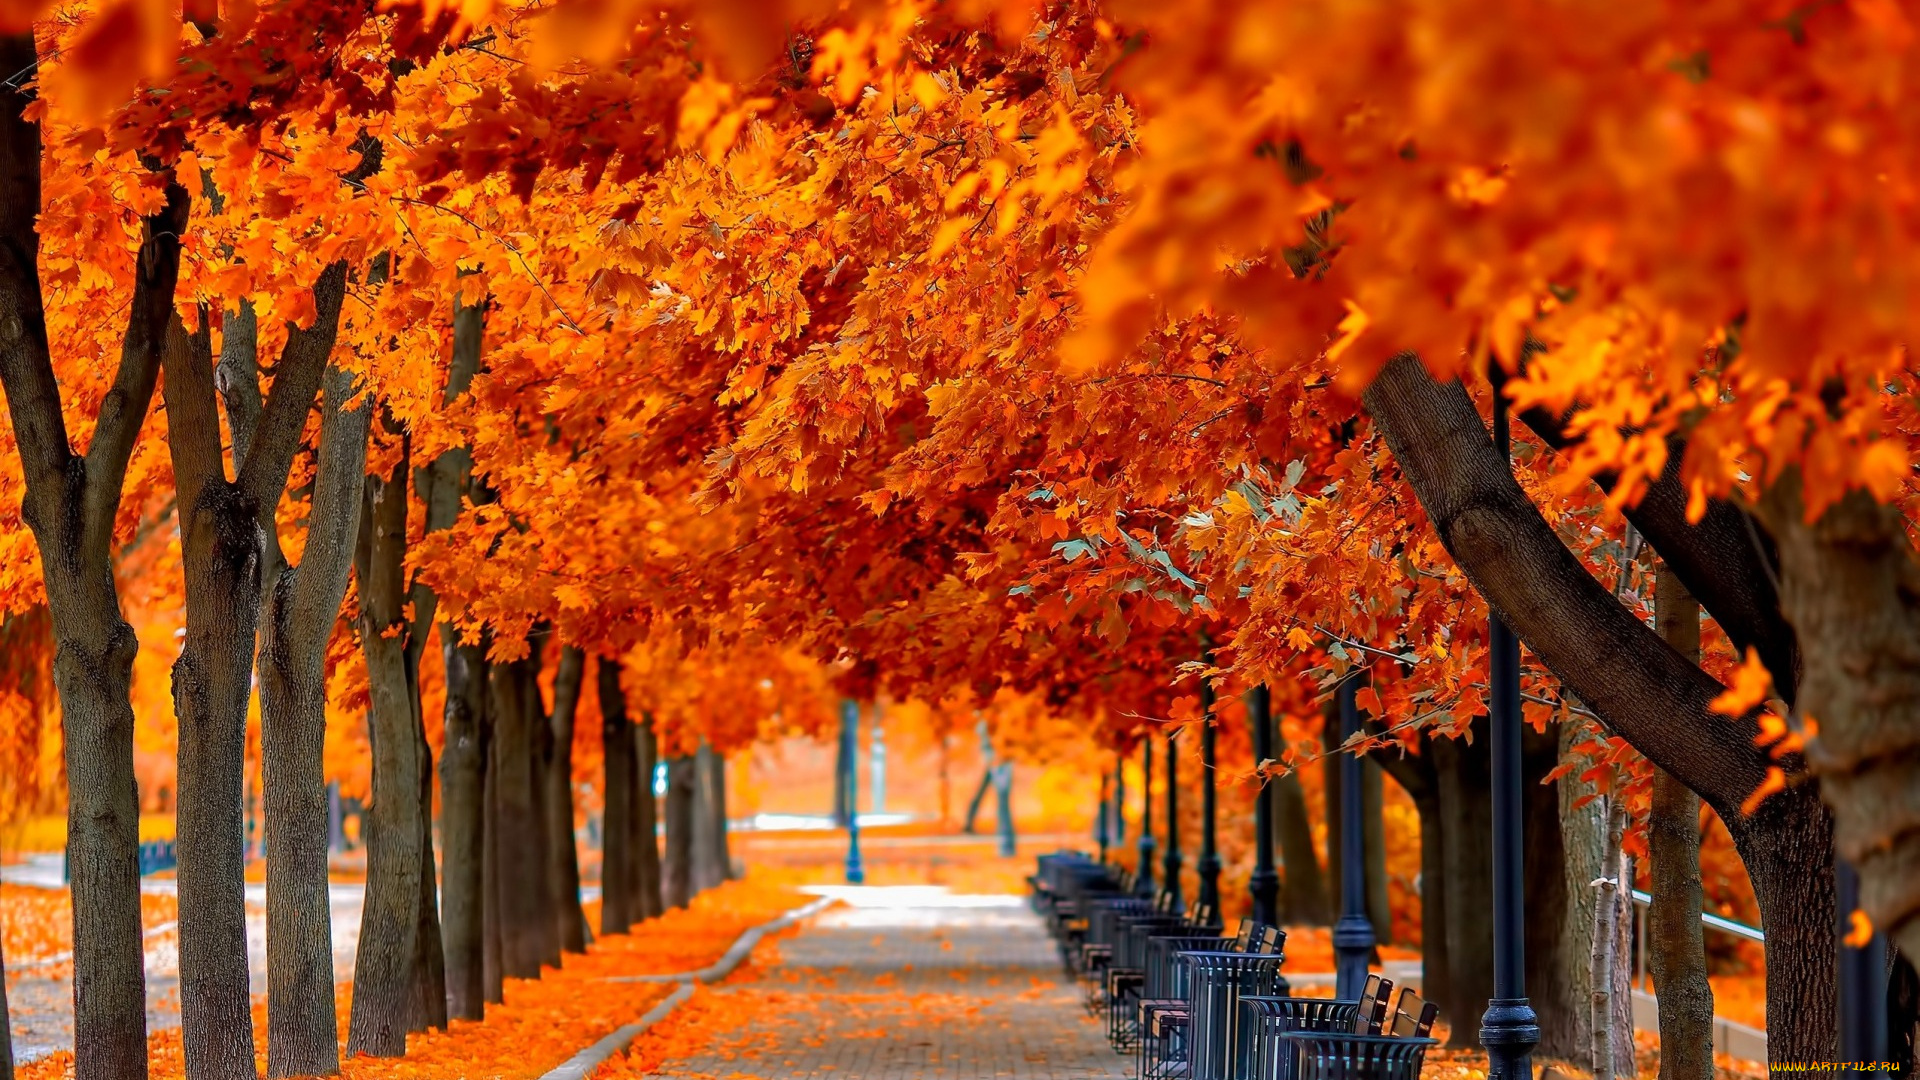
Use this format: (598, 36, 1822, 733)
(537, 895, 836, 1080)
(540, 981, 696, 1080)
(606, 896, 837, 984)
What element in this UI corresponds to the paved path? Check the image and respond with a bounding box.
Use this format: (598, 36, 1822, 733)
(645, 886, 1129, 1080)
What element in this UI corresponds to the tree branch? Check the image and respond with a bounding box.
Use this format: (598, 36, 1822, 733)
(159, 312, 225, 517)
(84, 178, 190, 546)
(217, 299, 262, 466)
(1500, 358, 1801, 698)
(284, 363, 371, 660)
(1363, 353, 1774, 820)
(236, 259, 349, 511)
(0, 33, 67, 497)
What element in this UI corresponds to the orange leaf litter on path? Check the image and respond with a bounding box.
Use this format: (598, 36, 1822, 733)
(16, 872, 813, 1080)
(2, 884, 179, 967)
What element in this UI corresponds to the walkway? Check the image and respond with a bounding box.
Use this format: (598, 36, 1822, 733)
(640, 885, 1129, 1080)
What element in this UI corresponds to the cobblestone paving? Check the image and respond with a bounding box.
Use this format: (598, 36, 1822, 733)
(650, 886, 1130, 1080)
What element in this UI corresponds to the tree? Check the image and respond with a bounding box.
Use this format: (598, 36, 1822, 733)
(0, 32, 187, 1078)
(1649, 561, 1715, 1080)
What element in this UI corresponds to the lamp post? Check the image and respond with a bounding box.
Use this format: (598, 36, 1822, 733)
(1332, 671, 1375, 999)
(1480, 397, 1539, 1080)
(1838, 858, 1889, 1061)
(1136, 739, 1156, 897)
(841, 699, 865, 885)
(1114, 758, 1127, 853)
(1096, 771, 1111, 863)
(1163, 730, 1183, 910)
(871, 709, 886, 815)
(1246, 684, 1279, 928)
(1197, 677, 1221, 923)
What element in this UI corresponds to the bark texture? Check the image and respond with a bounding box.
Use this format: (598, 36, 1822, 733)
(0, 37, 187, 1076)
(599, 658, 637, 936)
(164, 315, 266, 1080)
(347, 457, 424, 1057)
(490, 640, 557, 977)
(440, 628, 490, 1019)
(189, 243, 361, 1080)
(663, 754, 696, 909)
(425, 286, 489, 1022)
(546, 646, 589, 952)
(1758, 478, 1920, 972)
(2, 933, 13, 1080)
(1364, 354, 1837, 1063)
(1650, 564, 1714, 1080)
(255, 361, 370, 1077)
(1591, 793, 1629, 1080)
(693, 742, 730, 891)
(635, 712, 664, 919)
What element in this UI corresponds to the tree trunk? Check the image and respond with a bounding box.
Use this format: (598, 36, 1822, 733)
(421, 285, 489, 1022)
(1757, 478, 1920, 978)
(1592, 793, 1627, 1080)
(692, 742, 726, 892)
(1365, 355, 1838, 1062)
(256, 364, 369, 1077)
(1364, 763, 1391, 945)
(599, 658, 636, 935)
(546, 646, 589, 952)
(1417, 717, 1578, 1052)
(164, 316, 264, 1080)
(1374, 746, 1447, 1006)
(440, 628, 490, 1020)
(409, 741, 446, 1034)
(1732, 787, 1838, 1064)
(1432, 727, 1494, 1044)
(1524, 723, 1585, 1064)
(635, 713, 664, 919)
(1272, 770, 1329, 925)
(1, 931, 12, 1080)
(664, 755, 696, 909)
(489, 645, 554, 978)
(347, 459, 425, 1058)
(481, 725, 504, 1005)
(1650, 563, 1715, 1080)
(1, 44, 189, 1076)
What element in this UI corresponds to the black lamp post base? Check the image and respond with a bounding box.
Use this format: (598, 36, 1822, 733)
(1331, 912, 1375, 1000)
(1195, 854, 1221, 925)
(1135, 838, 1157, 897)
(1480, 998, 1540, 1080)
(1247, 869, 1279, 930)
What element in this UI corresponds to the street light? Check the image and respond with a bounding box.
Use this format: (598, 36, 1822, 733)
(1332, 671, 1374, 999)
(1096, 771, 1110, 863)
(1163, 730, 1182, 910)
(1136, 738, 1156, 897)
(1197, 675, 1221, 922)
(841, 699, 865, 885)
(1480, 397, 1539, 1080)
(1246, 684, 1280, 929)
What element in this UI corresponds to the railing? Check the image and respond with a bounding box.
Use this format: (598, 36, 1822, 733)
(1629, 888, 1764, 942)
(62, 838, 181, 883)
(1626, 886, 1764, 990)
(1624, 886, 1768, 1059)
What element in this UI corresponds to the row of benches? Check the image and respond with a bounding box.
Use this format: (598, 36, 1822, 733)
(1031, 852, 1441, 1080)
